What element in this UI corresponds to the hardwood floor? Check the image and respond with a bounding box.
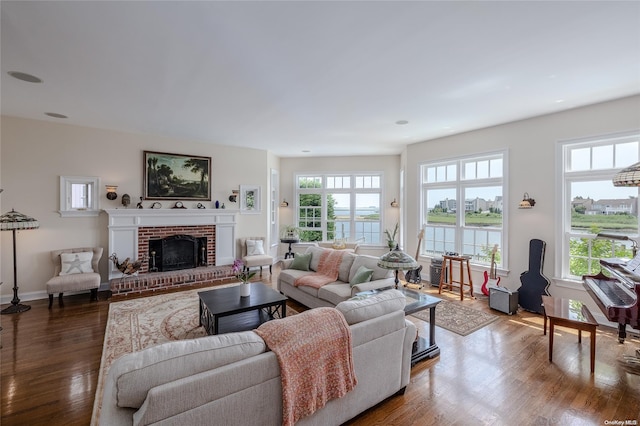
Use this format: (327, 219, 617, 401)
(2, 269, 639, 425)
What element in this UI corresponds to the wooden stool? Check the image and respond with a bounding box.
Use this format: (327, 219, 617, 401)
(439, 255, 473, 301)
(542, 295, 598, 374)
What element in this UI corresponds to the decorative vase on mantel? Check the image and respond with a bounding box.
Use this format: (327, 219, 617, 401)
(240, 282, 251, 297)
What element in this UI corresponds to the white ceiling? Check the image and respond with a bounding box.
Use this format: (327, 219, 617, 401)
(1, 1, 639, 158)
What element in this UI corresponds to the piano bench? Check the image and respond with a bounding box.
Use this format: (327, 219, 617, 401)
(542, 295, 599, 374)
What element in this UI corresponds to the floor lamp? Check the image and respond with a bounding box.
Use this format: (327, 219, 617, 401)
(1, 209, 39, 314)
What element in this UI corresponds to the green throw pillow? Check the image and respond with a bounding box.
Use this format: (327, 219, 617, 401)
(290, 253, 312, 271)
(350, 265, 374, 287)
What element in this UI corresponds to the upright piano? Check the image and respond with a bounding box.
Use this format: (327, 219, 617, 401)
(583, 257, 640, 343)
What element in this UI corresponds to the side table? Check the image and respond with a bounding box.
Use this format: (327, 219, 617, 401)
(280, 238, 299, 259)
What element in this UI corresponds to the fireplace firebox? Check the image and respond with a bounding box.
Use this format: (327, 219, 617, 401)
(148, 235, 207, 272)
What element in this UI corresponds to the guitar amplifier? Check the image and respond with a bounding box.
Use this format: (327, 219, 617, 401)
(430, 258, 446, 287)
(489, 286, 518, 315)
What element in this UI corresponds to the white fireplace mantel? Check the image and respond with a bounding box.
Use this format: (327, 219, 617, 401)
(104, 209, 237, 279)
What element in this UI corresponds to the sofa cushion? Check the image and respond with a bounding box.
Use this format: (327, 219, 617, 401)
(349, 255, 392, 282)
(337, 252, 356, 283)
(290, 252, 311, 271)
(350, 265, 373, 286)
(307, 246, 327, 271)
(110, 331, 266, 409)
(336, 289, 406, 325)
(318, 282, 353, 306)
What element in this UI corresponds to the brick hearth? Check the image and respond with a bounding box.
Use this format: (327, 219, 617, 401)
(110, 265, 235, 297)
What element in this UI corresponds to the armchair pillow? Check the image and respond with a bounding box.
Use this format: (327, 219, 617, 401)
(246, 239, 265, 256)
(59, 251, 94, 275)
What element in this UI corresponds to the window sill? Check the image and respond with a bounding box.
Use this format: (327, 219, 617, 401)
(58, 209, 101, 218)
(552, 277, 584, 290)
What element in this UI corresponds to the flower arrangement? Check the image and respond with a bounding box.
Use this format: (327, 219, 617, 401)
(232, 259, 255, 284)
(385, 223, 399, 249)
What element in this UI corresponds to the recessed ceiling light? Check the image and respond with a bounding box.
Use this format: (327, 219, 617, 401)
(45, 112, 68, 119)
(555, 99, 565, 103)
(8, 71, 43, 83)
(395, 120, 409, 125)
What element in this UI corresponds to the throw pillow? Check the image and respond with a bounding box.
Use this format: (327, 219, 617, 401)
(350, 265, 373, 286)
(246, 239, 265, 256)
(59, 251, 94, 275)
(290, 253, 311, 271)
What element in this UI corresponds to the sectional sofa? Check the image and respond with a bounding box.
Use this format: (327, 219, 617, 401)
(277, 245, 395, 308)
(99, 290, 416, 425)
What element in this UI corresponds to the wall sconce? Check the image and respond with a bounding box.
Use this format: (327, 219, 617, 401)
(519, 193, 536, 209)
(280, 199, 289, 207)
(228, 189, 239, 203)
(105, 185, 118, 200)
(390, 198, 399, 208)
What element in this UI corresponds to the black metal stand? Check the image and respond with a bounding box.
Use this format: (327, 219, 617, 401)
(1, 229, 31, 314)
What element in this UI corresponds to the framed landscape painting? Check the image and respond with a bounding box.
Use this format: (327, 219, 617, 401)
(143, 151, 211, 200)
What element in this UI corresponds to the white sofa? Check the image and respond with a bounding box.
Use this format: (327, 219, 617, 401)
(100, 290, 416, 426)
(278, 245, 395, 308)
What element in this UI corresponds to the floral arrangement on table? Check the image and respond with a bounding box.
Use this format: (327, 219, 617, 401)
(232, 259, 255, 284)
(385, 223, 399, 250)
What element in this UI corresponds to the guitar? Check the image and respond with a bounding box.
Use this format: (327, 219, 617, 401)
(405, 227, 425, 286)
(481, 244, 501, 296)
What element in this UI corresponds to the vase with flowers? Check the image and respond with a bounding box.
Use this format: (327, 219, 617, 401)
(232, 259, 255, 297)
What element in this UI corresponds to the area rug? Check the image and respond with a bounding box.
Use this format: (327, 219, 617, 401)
(91, 283, 293, 425)
(410, 300, 498, 336)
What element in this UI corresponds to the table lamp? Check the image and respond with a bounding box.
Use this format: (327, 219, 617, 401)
(378, 244, 418, 289)
(1, 209, 39, 314)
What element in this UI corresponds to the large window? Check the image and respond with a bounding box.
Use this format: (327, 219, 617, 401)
(295, 173, 383, 243)
(558, 132, 640, 280)
(420, 152, 505, 266)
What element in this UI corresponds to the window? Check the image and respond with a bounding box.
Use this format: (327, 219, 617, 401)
(558, 132, 640, 280)
(420, 152, 505, 267)
(59, 176, 100, 217)
(295, 173, 383, 243)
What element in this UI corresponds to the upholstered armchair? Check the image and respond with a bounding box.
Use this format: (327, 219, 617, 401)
(239, 237, 273, 276)
(45, 247, 103, 308)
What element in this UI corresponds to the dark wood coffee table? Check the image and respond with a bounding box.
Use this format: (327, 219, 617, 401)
(356, 286, 442, 365)
(198, 283, 287, 335)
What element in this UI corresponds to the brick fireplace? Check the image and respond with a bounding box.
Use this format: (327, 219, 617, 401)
(105, 209, 238, 296)
(138, 225, 215, 273)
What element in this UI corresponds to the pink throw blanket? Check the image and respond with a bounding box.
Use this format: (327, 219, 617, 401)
(255, 308, 357, 426)
(294, 249, 343, 289)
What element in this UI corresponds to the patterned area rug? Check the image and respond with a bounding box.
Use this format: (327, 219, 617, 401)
(91, 283, 292, 425)
(411, 299, 498, 336)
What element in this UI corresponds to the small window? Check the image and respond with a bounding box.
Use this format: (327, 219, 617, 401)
(59, 176, 100, 217)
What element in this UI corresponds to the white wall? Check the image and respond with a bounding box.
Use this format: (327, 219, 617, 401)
(0, 116, 270, 302)
(404, 95, 640, 323)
